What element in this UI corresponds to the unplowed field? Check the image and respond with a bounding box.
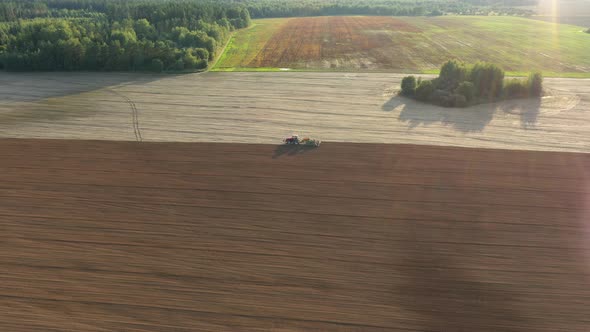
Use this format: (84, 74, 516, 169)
(214, 16, 590, 75)
(1, 72, 590, 153)
(1, 139, 589, 331)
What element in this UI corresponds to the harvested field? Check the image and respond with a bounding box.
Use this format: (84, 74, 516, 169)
(214, 16, 590, 75)
(1, 72, 590, 153)
(1, 139, 590, 331)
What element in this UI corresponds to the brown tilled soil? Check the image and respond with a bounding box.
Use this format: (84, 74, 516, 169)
(250, 16, 420, 68)
(1, 139, 590, 331)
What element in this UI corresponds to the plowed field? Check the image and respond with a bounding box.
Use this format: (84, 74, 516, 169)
(1, 139, 590, 331)
(248, 16, 418, 69)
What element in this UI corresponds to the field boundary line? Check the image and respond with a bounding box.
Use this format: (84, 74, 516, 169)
(210, 22, 261, 71)
(209, 31, 236, 70)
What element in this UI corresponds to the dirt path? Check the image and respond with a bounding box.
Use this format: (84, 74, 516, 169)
(1, 139, 589, 331)
(0, 72, 589, 153)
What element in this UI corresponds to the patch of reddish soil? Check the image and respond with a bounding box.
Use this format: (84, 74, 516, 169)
(250, 16, 420, 67)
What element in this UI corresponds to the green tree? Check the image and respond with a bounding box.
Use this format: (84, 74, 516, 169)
(438, 60, 469, 90)
(193, 48, 209, 61)
(61, 38, 84, 70)
(172, 58, 184, 71)
(151, 58, 163, 72)
(455, 81, 475, 102)
(470, 62, 504, 100)
(400, 76, 417, 96)
(503, 79, 529, 98)
(110, 28, 137, 45)
(134, 19, 156, 40)
(528, 72, 543, 97)
(183, 49, 199, 69)
(415, 80, 435, 101)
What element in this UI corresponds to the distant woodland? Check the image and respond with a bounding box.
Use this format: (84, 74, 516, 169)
(0, 0, 536, 72)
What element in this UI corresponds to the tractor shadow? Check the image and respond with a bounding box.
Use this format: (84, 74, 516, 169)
(272, 145, 318, 159)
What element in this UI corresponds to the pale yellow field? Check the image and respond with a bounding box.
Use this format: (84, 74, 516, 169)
(0, 72, 589, 153)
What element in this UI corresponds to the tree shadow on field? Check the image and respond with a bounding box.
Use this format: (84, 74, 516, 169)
(498, 97, 542, 130)
(0, 72, 167, 103)
(272, 145, 317, 159)
(397, 219, 527, 332)
(385, 95, 496, 133)
(381, 95, 408, 112)
(400, 246, 527, 331)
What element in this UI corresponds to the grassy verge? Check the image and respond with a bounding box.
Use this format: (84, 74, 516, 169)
(212, 66, 590, 78)
(420, 69, 590, 79)
(211, 19, 288, 71)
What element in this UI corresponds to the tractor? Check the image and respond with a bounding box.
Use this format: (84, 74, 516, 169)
(283, 135, 321, 147)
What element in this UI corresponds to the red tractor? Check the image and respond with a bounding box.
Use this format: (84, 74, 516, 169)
(284, 135, 300, 145)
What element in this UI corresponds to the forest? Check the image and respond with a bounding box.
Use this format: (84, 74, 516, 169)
(0, 1, 251, 71)
(0, 0, 536, 72)
(243, 0, 535, 18)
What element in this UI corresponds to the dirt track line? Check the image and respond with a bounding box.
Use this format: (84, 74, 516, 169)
(108, 89, 142, 142)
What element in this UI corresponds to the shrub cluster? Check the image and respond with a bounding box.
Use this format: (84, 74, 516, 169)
(401, 60, 543, 108)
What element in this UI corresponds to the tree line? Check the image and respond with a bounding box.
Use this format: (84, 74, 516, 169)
(242, 0, 535, 18)
(0, 0, 538, 22)
(0, 0, 251, 71)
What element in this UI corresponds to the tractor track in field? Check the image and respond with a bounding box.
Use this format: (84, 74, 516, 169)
(108, 88, 142, 142)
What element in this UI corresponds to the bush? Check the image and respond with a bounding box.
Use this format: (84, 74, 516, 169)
(455, 81, 475, 102)
(415, 80, 435, 101)
(400, 76, 417, 96)
(504, 79, 529, 98)
(193, 48, 209, 61)
(586, 28, 590, 34)
(195, 59, 208, 69)
(470, 62, 505, 100)
(528, 72, 543, 97)
(172, 59, 184, 71)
